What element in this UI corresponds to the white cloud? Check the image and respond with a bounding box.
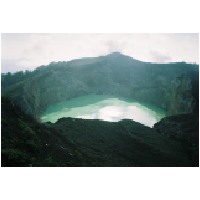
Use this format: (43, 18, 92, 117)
(1, 33, 199, 72)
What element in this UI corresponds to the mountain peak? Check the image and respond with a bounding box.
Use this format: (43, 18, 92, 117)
(106, 51, 143, 63)
(110, 51, 122, 55)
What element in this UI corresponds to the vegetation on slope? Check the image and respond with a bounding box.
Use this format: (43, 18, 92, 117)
(1, 53, 199, 119)
(1, 53, 199, 167)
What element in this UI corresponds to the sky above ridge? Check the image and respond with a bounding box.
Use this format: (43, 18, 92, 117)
(1, 33, 199, 73)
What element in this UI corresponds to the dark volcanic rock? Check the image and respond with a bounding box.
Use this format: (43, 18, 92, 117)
(154, 113, 199, 166)
(1, 97, 198, 167)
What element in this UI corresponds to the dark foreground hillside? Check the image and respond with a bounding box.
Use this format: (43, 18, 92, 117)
(1, 97, 198, 167)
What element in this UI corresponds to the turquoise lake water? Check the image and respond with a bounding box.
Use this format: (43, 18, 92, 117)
(41, 95, 166, 127)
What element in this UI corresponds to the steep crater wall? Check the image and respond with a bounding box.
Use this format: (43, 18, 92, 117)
(1, 54, 199, 120)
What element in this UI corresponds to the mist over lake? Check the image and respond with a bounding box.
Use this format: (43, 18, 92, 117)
(41, 95, 166, 127)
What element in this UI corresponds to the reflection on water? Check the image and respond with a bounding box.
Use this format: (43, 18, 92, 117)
(41, 95, 166, 127)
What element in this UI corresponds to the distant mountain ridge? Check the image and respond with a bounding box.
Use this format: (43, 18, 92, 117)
(1, 53, 199, 120)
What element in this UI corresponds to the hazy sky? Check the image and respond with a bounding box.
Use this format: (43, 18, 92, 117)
(1, 33, 199, 73)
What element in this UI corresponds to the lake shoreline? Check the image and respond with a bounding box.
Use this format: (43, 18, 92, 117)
(41, 95, 166, 127)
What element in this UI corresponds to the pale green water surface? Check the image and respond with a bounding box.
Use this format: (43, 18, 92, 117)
(41, 95, 166, 127)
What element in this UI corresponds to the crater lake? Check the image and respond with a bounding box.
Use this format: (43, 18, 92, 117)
(41, 95, 166, 127)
